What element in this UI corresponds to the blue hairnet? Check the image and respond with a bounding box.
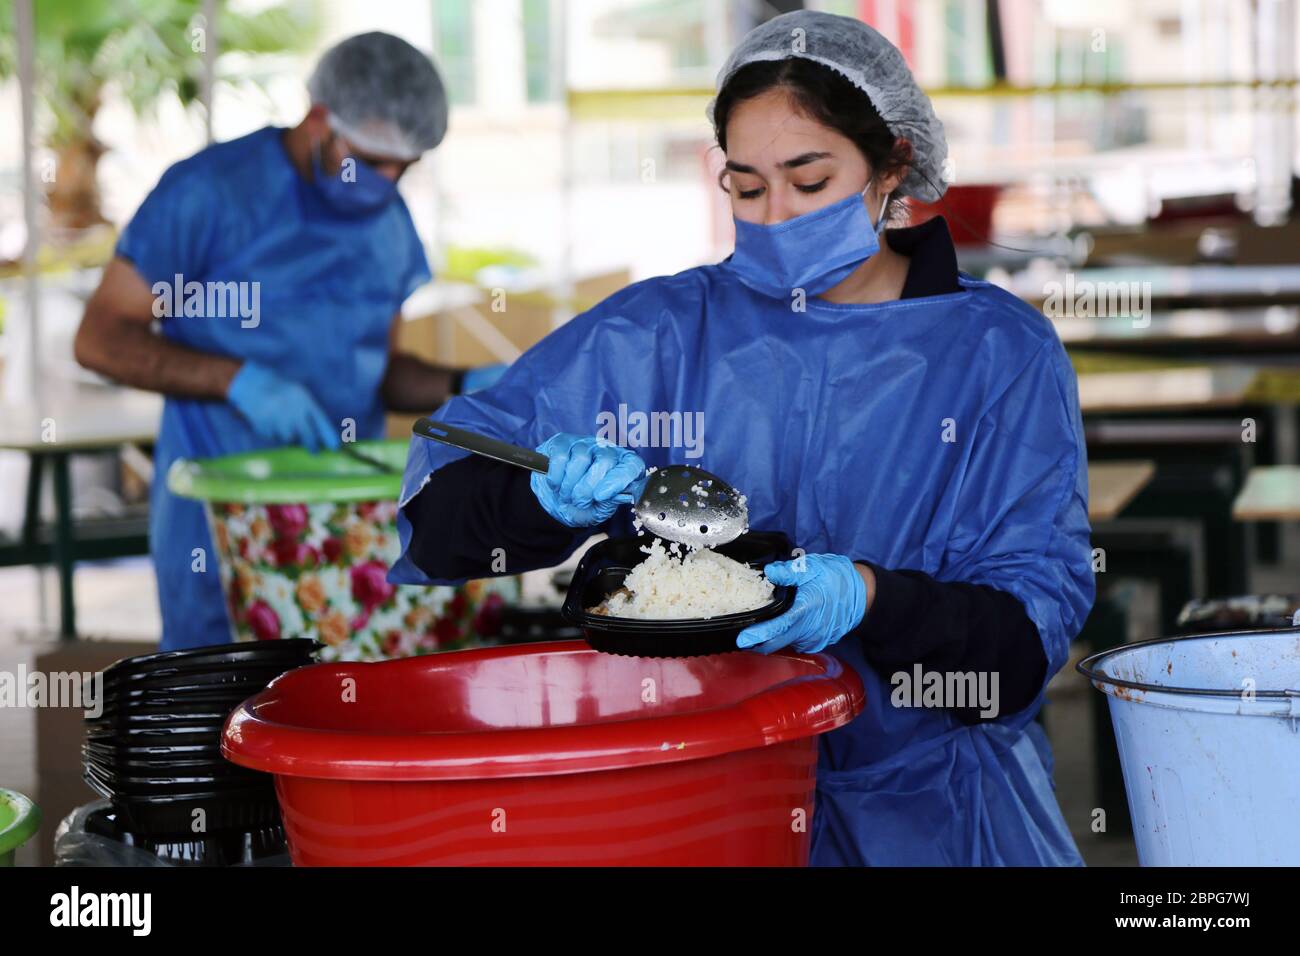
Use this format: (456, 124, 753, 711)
(712, 10, 948, 202)
(307, 32, 448, 161)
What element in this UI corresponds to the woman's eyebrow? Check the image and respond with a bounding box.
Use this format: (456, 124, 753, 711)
(725, 151, 832, 175)
(779, 151, 832, 169)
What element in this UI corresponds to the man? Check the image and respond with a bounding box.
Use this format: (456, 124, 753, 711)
(75, 32, 500, 650)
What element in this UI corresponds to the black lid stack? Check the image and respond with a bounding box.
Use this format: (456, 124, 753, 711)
(80, 640, 319, 866)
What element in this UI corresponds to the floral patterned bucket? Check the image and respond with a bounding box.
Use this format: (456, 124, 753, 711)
(167, 441, 515, 662)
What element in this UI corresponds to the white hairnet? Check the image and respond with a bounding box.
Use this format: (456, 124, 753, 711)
(307, 32, 448, 161)
(712, 10, 947, 202)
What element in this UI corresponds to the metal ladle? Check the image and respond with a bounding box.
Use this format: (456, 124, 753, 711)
(628, 463, 748, 550)
(413, 419, 749, 549)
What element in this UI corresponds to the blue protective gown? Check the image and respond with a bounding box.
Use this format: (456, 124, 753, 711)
(116, 127, 431, 650)
(390, 263, 1093, 866)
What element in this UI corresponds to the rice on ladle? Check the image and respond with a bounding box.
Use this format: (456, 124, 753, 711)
(588, 537, 774, 620)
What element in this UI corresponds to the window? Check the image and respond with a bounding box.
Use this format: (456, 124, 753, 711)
(433, 0, 476, 106)
(523, 0, 554, 103)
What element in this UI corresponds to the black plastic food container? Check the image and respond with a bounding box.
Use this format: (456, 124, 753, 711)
(561, 531, 796, 657)
(80, 804, 288, 867)
(82, 640, 317, 838)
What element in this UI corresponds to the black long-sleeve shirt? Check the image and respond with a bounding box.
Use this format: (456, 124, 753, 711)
(403, 216, 1048, 724)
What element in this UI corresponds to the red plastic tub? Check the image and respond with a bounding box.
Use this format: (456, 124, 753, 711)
(222, 640, 864, 866)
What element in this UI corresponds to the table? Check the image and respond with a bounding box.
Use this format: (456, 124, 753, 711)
(0, 386, 161, 637)
(1088, 460, 1156, 521)
(1077, 364, 1260, 414)
(1083, 217, 1300, 269)
(1009, 264, 1300, 306)
(1232, 466, 1300, 521)
(1055, 306, 1300, 353)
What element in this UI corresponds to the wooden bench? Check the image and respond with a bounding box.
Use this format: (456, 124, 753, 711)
(1233, 466, 1300, 521)
(1088, 460, 1156, 522)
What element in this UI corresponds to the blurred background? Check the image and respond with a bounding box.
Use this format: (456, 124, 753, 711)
(0, 0, 1298, 865)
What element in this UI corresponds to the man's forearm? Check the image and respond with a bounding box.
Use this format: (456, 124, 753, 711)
(75, 314, 240, 401)
(380, 351, 459, 412)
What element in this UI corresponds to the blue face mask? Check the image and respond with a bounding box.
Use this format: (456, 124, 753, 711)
(311, 138, 399, 216)
(729, 189, 889, 299)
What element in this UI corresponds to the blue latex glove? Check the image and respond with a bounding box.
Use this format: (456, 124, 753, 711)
(737, 553, 868, 654)
(461, 363, 508, 394)
(227, 362, 339, 453)
(530, 433, 646, 528)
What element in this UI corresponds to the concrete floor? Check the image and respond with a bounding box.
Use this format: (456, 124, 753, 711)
(1045, 649, 1141, 866)
(0, 561, 155, 864)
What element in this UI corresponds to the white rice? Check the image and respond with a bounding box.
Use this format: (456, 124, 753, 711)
(596, 538, 774, 620)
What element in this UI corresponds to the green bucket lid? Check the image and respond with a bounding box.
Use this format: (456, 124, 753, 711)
(0, 789, 40, 860)
(167, 440, 409, 505)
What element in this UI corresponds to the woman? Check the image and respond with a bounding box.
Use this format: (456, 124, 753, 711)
(390, 11, 1093, 866)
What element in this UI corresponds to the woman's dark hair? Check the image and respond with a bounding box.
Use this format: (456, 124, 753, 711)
(711, 58, 914, 222)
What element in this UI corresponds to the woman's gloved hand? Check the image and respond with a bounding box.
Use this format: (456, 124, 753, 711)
(530, 433, 646, 528)
(227, 362, 339, 453)
(737, 553, 868, 654)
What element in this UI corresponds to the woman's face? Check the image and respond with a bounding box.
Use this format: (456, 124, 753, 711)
(723, 88, 876, 226)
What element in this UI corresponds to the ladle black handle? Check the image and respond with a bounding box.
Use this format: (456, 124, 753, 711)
(413, 418, 550, 474)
